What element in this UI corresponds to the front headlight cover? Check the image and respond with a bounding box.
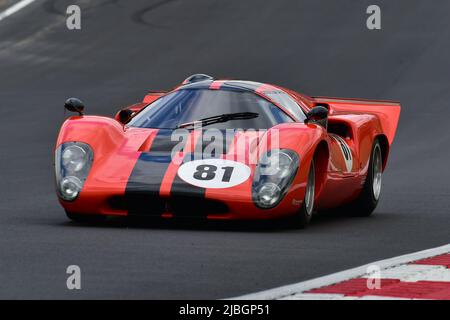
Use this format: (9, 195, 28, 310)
(62, 145, 88, 173)
(252, 149, 299, 209)
(55, 142, 93, 201)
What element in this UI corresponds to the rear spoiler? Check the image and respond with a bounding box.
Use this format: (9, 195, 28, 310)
(313, 96, 400, 106)
(312, 96, 401, 145)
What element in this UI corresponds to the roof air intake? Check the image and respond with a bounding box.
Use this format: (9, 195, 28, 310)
(182, 74, 214, 85)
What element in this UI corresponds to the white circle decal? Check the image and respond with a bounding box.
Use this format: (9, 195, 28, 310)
(177, 159, 251, 189)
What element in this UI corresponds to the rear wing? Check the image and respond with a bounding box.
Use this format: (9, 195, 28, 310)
(313, 96, 401, 145)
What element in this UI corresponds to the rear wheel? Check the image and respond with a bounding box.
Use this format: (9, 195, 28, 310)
(295, 160, 315, 228)
(65, 211, 106, 224)
(348, 139, 383, 216)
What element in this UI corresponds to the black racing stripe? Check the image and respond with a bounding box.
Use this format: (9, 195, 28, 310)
(125, 129, 183, 215)
(197, 129, 235, 157)
(169, 136, 206, 217)
(123, 129, 236, 217)
(170, 148, 206, 199)
(169, 130, 235, 217)
(179, 80, 263, 93)
(170, 129, 234, 196)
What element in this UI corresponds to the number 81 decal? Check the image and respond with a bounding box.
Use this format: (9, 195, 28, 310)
(178, 159, 251, 188)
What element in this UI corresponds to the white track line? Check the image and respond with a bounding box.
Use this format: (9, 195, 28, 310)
(0, 0, 37, 22)
(228, 243, 450, 300)
(362, 264, 450, 282)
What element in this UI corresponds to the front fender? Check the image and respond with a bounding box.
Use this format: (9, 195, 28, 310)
(56, 116, 125, 153)
(55, 116, 157, 215)
(264, 123, 327, 212)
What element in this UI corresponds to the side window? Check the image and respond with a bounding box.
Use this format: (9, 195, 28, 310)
(266, 92, 306, 121)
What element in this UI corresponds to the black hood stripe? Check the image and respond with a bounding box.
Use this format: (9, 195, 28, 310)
(124, 129, 237, 217)
(125, 129, 183, 215)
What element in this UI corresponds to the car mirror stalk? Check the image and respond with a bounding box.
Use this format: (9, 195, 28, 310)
(305, 105, 329, 129)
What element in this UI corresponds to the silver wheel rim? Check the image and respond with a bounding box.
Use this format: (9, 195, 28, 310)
(372, 144, 382, 201)
(305, 163, 315, 216)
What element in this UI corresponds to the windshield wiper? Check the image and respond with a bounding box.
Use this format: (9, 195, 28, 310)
(176, 112, 259, 129)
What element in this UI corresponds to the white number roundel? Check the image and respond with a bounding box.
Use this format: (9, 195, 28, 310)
(177, 159, 251, 189)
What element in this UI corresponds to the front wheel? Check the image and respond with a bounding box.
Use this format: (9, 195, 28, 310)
(295, 160, 315, 228)
(65, 211, 106, 224)
(348, 139, 383, 216)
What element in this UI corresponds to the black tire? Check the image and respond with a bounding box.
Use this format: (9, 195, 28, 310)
(347, 139, 383, 217)
(65, 211, 106, 224)
(295, 160, 316, 228)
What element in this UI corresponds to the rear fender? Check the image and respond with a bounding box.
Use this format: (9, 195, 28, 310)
(313, 96, 401, 145)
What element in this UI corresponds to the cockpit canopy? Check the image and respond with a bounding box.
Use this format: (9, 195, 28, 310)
(128, 88, 295, 130)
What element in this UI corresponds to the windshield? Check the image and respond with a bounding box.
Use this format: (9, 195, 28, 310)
(128, 89, 293, 130)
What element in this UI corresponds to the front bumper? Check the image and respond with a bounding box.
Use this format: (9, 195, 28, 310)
(59, 186, 304, 220)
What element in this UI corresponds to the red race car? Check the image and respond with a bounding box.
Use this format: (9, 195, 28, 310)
(55, 74, 400, 227)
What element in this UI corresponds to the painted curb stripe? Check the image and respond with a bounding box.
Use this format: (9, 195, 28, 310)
(229, 244, 450, 300)
(362, 264, 450, 282)
(307, 278, 450, 300)
(413, 253, 450, 267)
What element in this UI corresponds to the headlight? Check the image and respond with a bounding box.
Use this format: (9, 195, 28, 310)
(55, 142, 93, 201)
(255, 183, 282, 207)
(62, 145, 88, 172)
(60, 176, 83, 200)
(252, 149, 299, 209)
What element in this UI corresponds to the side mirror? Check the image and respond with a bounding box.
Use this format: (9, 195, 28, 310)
(305, 105, 328, 128)
(117, 109, 134, 125)
(64, 98, 85, 115)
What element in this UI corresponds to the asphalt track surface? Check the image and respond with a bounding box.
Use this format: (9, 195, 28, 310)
(0, 0, 449, 299)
